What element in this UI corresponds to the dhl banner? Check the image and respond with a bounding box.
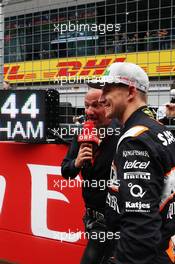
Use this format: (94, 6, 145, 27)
(4, 50, 175, 84)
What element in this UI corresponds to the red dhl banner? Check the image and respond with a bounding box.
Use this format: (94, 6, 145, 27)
(4, 50, 175, 83)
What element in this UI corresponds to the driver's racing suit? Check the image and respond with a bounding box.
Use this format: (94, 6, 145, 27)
(106, 106, 175, 264)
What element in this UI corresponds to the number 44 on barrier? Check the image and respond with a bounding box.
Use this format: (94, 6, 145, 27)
(1, 93, 39, 118)
(0, 90, 46, 141)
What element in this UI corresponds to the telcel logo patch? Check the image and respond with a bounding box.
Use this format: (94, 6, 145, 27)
(124, 160, 150, 169)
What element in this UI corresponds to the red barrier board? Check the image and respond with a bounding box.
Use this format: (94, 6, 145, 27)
(0, 142, 86, 264)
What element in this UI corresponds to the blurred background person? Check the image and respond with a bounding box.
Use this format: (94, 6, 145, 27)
(156, 88, 175, 120)
(3, 81, 10, 90)
(159, 93, 175, 136)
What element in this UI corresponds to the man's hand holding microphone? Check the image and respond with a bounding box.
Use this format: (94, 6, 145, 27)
(75, 142, 93, 168)
(75, 120, 101, 169)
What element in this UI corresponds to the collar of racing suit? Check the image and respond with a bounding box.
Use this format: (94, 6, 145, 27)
(123, 105, 154, 131)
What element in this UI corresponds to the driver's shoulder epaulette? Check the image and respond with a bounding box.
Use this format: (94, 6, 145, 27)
(117, 125, 149, 150)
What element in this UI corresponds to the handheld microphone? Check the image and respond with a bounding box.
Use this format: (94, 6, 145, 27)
(77, 121, 101, 168)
